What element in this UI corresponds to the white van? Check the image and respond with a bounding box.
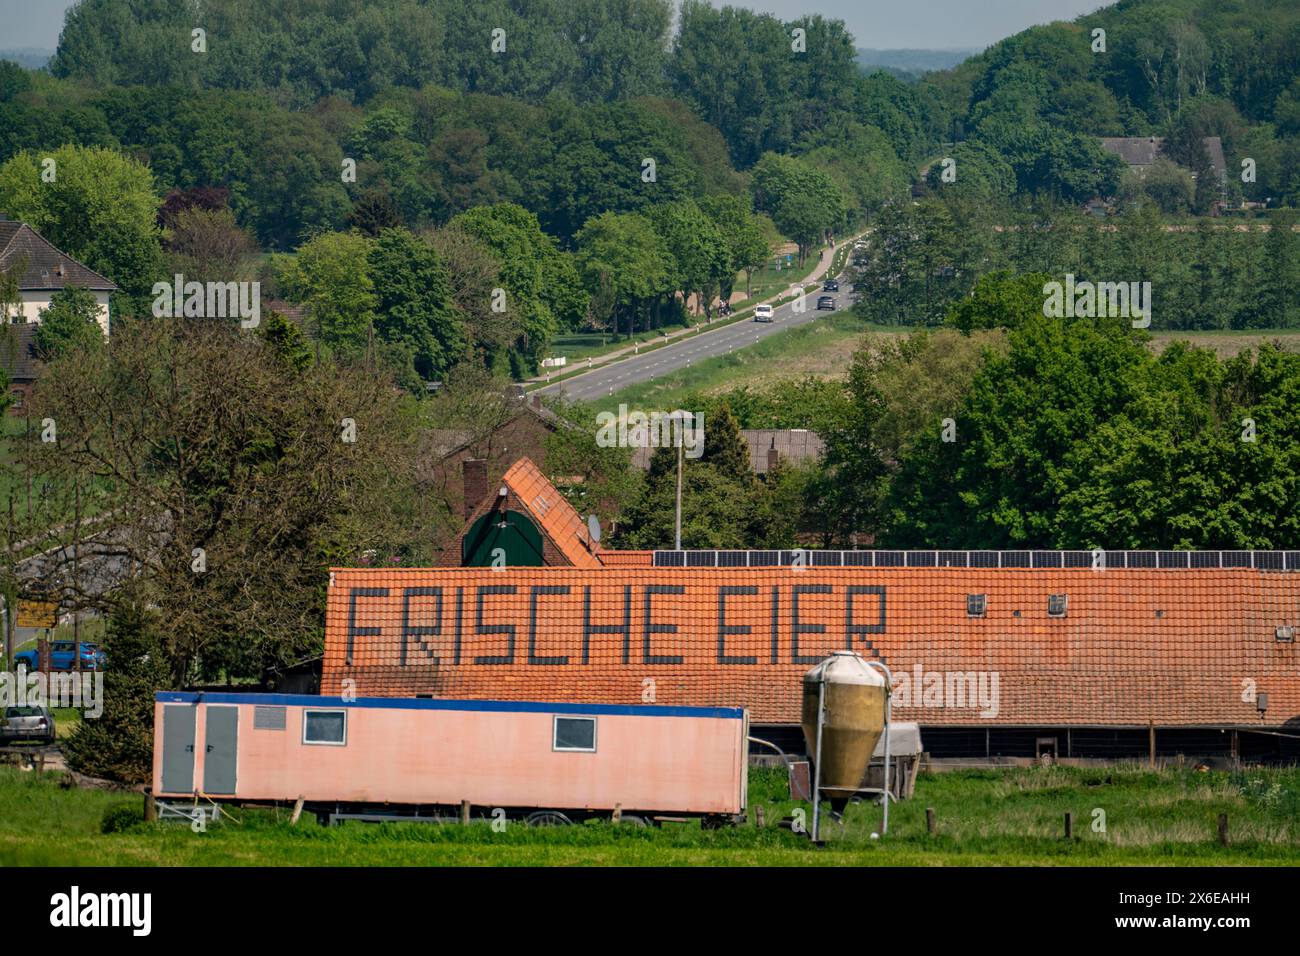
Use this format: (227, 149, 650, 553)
(754, 303, 774, 322)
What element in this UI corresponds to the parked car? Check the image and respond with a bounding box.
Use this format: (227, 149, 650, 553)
(0, 706, 55, 745)
(753, 303, 774, 322)
(817, 295, 837, 311)
(823, 279, 839, 292)
(14, 641, 106, 673)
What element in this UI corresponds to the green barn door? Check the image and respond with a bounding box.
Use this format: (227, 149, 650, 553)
(462, 510, 545, 567)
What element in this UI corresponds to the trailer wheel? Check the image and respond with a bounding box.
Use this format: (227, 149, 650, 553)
(618, 815, 649, 828)
(525, 810, 572, 827)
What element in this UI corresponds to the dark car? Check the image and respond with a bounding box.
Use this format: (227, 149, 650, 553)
(823, 279, 839, 292)
(0, 706, 55, 745)
(816, 295, 836, 311)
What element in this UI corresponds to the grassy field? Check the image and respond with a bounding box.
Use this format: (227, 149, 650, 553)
(3, 763, 1297, 866)
(1148, 330, 1300, 358)
(590, 321, 1300, 413)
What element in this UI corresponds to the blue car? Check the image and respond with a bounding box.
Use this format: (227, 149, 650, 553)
(13, 641, 106, 672)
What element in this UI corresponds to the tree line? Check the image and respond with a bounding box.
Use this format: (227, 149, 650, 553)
(852, 195, 1300, 331)
(0, 139, 814, 380)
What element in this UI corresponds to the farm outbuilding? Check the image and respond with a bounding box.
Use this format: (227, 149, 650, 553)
(152, 691, 748, 822)
(320, 457, 1300, 762)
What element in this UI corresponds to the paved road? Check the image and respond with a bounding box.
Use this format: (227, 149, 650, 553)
(538, 263, 854, 404)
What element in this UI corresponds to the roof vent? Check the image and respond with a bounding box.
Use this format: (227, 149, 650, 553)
(1047, 594, 1068, 617)
(57, 262, 65, 277)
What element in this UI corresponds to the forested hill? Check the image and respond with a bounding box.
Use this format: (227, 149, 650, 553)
(915, 0, 1300, 204)
(1, 0, 930, 254)
(46, 0, 940, 170)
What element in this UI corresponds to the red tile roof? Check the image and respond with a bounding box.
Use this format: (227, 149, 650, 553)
(323, 566, 1300, 728)
(501, 457, 602, 569)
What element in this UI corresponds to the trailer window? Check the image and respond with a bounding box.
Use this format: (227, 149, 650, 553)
(553, 716, 596, 752)
(303, 709, 347, 746)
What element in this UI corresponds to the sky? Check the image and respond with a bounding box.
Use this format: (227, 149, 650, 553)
(0, 0, 1109, 52)
(746, 0, 1108, 49)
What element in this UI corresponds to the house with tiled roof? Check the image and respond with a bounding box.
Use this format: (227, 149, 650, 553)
(440, 456, 604, 569)
(324, 458, 1300, 762)
(0, 218, 116, 334)
(631, 428, 826, 476)
(0, 218, 117, 411)
(0, 323, 42, 413)
(1099, 136, 1229, 185)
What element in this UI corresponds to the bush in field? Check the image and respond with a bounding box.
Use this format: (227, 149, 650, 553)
(100, 801, 144, 834)
(64, 603, 172, 785)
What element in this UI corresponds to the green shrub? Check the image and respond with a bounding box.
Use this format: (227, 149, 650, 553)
(100, 802, 142, 834)
(65, 603, 172, 784)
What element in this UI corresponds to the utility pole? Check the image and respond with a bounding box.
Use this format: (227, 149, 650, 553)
(24, 409, 31, 520)
(4, 493, 13, 674)
(674, 438, 683, 551)
(73, 479, 81, 671)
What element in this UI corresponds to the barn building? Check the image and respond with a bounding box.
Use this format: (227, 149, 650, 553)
(322, 457, 1300, 763)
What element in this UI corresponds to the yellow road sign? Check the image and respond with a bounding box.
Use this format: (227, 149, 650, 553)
(17, 600, 58, 629)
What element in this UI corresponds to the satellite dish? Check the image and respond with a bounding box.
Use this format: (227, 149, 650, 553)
(587, 514, 602, 543)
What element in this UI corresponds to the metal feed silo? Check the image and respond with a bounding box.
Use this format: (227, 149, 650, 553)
(801, 651, 889, 820)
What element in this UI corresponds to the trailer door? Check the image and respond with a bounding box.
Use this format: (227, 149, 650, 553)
(161, 704, 197, 794)
(203, 705, 239, 795)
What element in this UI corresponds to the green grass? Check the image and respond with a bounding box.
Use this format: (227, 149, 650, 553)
(3, 763, 1297, 866)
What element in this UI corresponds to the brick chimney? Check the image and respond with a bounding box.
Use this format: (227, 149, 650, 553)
(766, 446, 780, 474)
(462, 458, 488, 519)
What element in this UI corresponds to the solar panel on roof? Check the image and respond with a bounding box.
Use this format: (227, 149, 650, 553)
(649, 549, 1297, 570)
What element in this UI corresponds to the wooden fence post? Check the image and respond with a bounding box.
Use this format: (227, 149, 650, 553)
(460, 800, 471, 825)
(1064, 812, 1073, 839)
(926, 807, 936, 835)
(1218, 813, 1229, 847)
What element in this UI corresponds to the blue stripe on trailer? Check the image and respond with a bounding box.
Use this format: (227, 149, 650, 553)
(154, 690, 745, 720)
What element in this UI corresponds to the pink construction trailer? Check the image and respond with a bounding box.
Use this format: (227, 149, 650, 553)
(152, 692, 749, 826)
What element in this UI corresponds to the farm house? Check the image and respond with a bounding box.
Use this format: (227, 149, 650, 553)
(320, 458, 1300, 763)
